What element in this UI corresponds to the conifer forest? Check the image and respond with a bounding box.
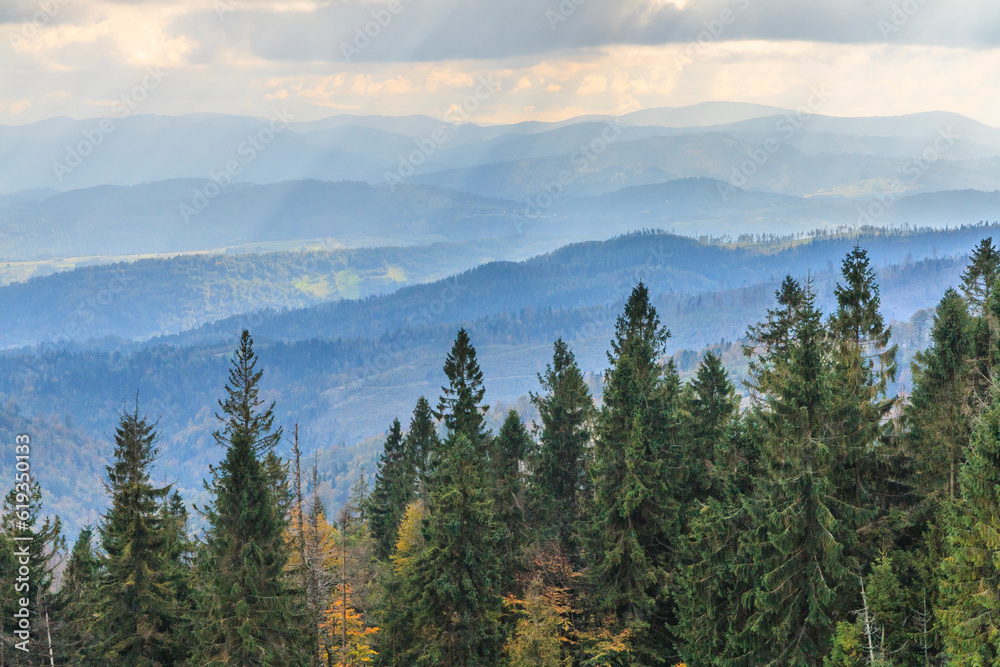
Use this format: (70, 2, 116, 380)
(8, 239, 1000, 666)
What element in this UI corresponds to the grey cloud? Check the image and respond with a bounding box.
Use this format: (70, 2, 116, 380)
(173, 0, 1000, 64)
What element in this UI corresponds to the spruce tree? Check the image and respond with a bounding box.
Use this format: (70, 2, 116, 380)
(681, 351, 741, 504)
(907, 288, 973, 503)
(435, 328, 489, 447)
(94, 404, 182, 665)
(161, 490, 195, 660)
(194, 329, 309, 666)
(675, 353, 747, 666)
(938, 380, 1000, 664)
(529, 338, 593, 557)
(403, 432, 505, 666)
(685, 351, 740, 453)
(734, 279, 849, 666)
(583, 282, 683, 664)
(405, 396, 439, 498)
(960, 237, 1000, 315)
(368, 419, 414, 561)
(55, 526, 100, 664)
(215, 329, 283, 454)
(492, 410, 531, 579)
(827, 246, 897, 562)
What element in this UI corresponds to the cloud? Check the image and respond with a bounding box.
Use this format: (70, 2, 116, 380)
(576, 74, 607, 94)
(164, 0, 1000, 66)
(2, 0, 1000, 129)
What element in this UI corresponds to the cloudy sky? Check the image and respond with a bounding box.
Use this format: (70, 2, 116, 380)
(2, 0, 998, 126)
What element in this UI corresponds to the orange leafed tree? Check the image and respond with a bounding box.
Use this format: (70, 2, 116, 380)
(319, 583, 378, 666)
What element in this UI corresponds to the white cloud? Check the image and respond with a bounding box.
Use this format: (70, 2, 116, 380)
(1, 0, 999, 129)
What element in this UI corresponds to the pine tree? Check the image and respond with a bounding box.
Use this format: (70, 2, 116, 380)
(194, 330, 309, 666)
(435, 328, 489, 446)
(367, 419, 414, 561)
(0, 478, 63, 664)
(93, 404, 182, 665)
(583, 282, 683, 664)
(54, 526, 100, 664)
(529, 338, 593, 558)
(402, 433, 506, 666)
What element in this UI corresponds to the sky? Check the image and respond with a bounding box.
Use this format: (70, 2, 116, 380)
(2, 0, 999, 126)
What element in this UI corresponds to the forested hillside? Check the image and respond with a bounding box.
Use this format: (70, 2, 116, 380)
(7, 240, 1000, 664)
(0, 228, 984, 533)
(0, 239, 546, 346)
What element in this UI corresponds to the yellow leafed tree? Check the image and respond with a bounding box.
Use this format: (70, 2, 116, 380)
(320, 583, 378, 666)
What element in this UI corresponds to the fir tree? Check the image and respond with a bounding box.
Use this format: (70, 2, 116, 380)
(93, 404, 181, 665)
(529, 338, 593, 558)
(583, 282, 683, 664)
